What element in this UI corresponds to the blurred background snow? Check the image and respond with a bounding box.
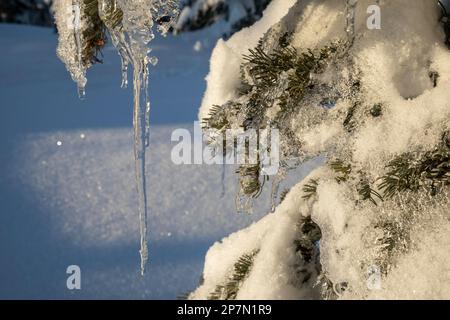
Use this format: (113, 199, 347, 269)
(0, 24, 314, 299)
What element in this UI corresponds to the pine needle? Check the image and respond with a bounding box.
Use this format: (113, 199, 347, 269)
(208, 250, 259, 300)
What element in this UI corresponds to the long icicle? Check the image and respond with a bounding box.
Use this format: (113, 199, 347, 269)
(132, 57, 150, 276)
(120, 55, 129, 88)
(220, 139, 227, 197)
(57, 0, 180, 275)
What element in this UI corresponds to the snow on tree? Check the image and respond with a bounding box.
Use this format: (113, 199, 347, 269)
(192, 0, 450, 299)
(174, 0, 272, 38)
(53, 0, 179, 275)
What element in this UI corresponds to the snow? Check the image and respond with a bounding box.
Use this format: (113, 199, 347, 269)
(199, 0, 297, 121)
(193, 0, 450, 300)
(366, 217, 450, 299)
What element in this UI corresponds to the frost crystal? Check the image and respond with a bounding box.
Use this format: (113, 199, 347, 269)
(54, 0, 179, 275)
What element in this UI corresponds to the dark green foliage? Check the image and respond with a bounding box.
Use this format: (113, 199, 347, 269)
(302, 179, 318, 199)
(370, 103, 383, 117)
(329, 159, 351, 183)
(203, 37, 343, 211)
(358, 183, 383, 205)
(342, 77, 364, 132)
(294, 217, 322, 262)
(374, 220, 410, 274)
(202, 104, 231, 130)
(204, 39, 343, 143)
(279, 188, 290, 203)
(243, 45, 298, 89)
(378, 155, 419, 198)
(243, 42, 341, 114)
(379, 133, 450, 198)
(209, 250, 259, 300)
(293, 216, 323, 293)
(81, 0, 108, 65)
(237, 164, 262, 197)
(429, 71, 439, 88)
(343, 104, 357, 132)
(288, 45, 339, 101)
(278, 32, 292, 48)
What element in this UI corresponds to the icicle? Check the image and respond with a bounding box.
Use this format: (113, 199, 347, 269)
(73, 0, 85, 98)
(144, 57, 158, 148)
(235, 191, 254, 214)
(57, 0, 179, 275)
(120, 56, 129, 88)
(132, 58, 150, 276)
(346, 0, 358, 45)
(54, 0, 88, 98)
(115, 0, 155, 276)
(270, 168, 286, 213)
(220, 139, 227, 198)
(220, 160, 226, 198)
(270, 180, 278, 213)
(105, 0, 178, 275)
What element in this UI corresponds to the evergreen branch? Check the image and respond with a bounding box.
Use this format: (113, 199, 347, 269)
(202, 104, 231, 130)
(209, 250, 259, 300)
(81, 0, 108, 66)
(243, 45, 297, 89)
(374, 220, 410, 275)
(343, 104, 357, 132)
(358, 183, 383, 205)
(329, 159, 351, 183)
(302, 179, 318, 199)
(379, 132, 450, 198)
(279, 188, 290, 203)
(237, 164, 262, 198)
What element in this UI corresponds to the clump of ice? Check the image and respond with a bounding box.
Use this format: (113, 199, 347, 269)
(53, 0, 89, 97)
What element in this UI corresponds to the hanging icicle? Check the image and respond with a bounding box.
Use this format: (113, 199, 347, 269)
(270, 168, 286, 213)
(54, 0, 179, 275)
(54, 0, 86, 98)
